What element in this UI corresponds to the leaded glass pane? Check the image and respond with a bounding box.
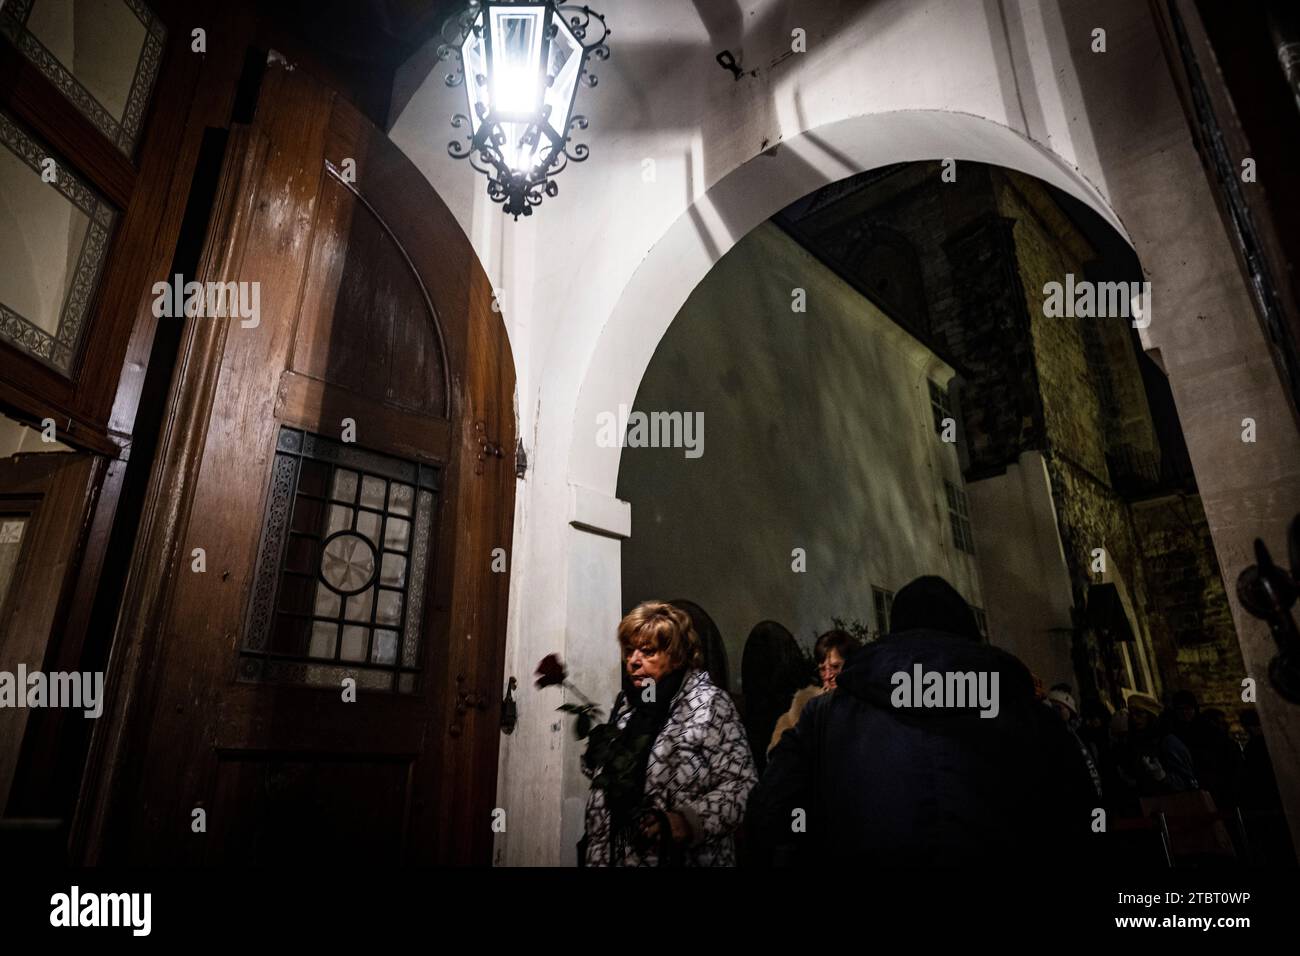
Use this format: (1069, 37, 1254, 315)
(355, 509, 380, 546)
(0, 110, 116, 374)
(313, 583, 340, 618)
(384, 516, 410, 552)
(374, 630, 398, 666)
(346, 587, 374, 624)
(360, 475, 385, 509)
(240, 426, 441, 693)
(0, 516, 31, 618)
(309, 620, 336, 658)
(321, 532, 376, 594)
(544, 15, 582, 137)
(326, 504, 351, 535)
(488, 5, 545, 116)
(380, 552, 406, 588)
(340, 625, 367, 662)
(389, 482, 413, 516)
(1, 0, 166, 156)
(376, 589, 402, 626)
(331, 468, 358, 503)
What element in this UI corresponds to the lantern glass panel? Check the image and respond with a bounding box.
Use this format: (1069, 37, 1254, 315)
(488, 5, 546, 117)
(498, 120, 547, 174)
(460, 14, 488, 133)
(544, 15, 583, 137)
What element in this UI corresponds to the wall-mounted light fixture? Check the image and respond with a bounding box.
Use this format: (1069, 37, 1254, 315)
(438, 1, 610, 219)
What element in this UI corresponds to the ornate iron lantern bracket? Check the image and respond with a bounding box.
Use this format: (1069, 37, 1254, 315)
(437, 1, 611, 219)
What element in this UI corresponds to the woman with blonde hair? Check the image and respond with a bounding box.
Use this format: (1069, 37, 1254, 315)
(581, 601, 756, 866)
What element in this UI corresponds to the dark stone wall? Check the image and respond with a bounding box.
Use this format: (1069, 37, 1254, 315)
(778, 161, 1244, 712)
(996, 176, 1112, 483)
(938, 214, 1045, 477)
(1132, 494, 1246, 721)
(1044, 454, 1157, 704)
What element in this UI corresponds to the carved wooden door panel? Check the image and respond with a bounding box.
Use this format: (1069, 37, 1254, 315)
(97, 61, 514, 864)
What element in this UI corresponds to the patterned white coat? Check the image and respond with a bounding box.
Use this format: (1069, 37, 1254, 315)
(583, 668, 757, 866)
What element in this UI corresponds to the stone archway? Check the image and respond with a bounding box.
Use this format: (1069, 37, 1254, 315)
(569, 110, 1126, 497)
(559, 105, 1300, 860)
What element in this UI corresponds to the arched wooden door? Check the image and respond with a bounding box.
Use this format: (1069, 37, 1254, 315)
(75, 60, 515, 865)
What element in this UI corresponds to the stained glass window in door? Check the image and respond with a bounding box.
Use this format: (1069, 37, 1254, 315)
(241, 427, 439, 694)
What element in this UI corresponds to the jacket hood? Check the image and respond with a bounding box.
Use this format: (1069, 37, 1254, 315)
(837, 631, 1037, 723)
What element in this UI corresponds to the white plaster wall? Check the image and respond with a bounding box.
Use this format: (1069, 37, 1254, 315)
(390, 0, 1300, 863)
(966, 451, 1076, 689)
(619, 221, 980, 674)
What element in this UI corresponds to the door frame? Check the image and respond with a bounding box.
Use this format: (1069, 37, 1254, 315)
(71, 63, 517, 865)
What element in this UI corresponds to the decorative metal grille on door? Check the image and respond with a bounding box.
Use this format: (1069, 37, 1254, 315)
(240, 426, 439, 693)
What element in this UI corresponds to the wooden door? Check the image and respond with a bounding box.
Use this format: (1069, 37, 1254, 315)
(0, 450, 102, 811)
(80, 60, 515, 865)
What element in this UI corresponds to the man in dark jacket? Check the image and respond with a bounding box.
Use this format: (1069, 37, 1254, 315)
(746, 576, 1097, 866)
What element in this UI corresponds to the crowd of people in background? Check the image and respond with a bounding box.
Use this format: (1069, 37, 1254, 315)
(578, 576, 1294, 867)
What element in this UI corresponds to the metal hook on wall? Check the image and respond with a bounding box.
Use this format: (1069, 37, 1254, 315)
(1237, 513, 1300, 703)
(501, 676, 518, 734)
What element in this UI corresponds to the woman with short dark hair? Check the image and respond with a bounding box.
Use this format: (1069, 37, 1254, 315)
(813, 628, 856, 690)
(768, 628, 859, 754)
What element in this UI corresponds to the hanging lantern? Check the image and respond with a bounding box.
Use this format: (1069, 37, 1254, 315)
(438, 1, 610, 218)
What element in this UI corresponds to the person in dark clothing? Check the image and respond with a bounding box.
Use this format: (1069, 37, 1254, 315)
(746, 575, 1097, 866)
(766, 629, 858, 755)
(1170, 689, 1199, 733)
(1077, 699, 1111, 774)
(740, 621, 813, 774)
(1239, 709, 1276, 813)
(1112, 693, 1199, 796)
(1238, 708, 1296, 864)
(891, 575, 979, 637)
(1046, 687, 1103, 801)
(1189, 707, 1243, 810)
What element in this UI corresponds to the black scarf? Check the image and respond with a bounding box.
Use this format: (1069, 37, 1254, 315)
(597, 666, 688, 831)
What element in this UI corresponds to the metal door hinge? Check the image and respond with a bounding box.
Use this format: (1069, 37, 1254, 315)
(474, 421, 504, 475)
(450, 673, 491, 737)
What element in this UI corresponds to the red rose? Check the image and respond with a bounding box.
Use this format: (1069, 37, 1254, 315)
(534, 653, 566, 689)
